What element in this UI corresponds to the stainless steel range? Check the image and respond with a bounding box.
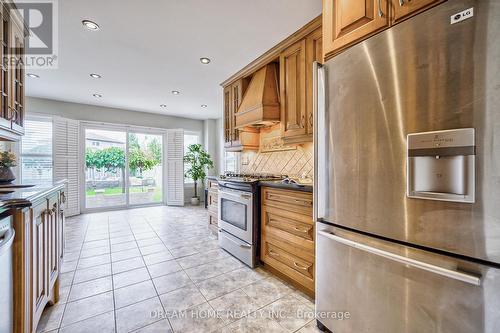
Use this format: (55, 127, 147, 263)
(217, 173, 284, 268)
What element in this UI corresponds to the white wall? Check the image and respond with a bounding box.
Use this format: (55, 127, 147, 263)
(215, 117, 224, 175)
(203, 119, 218, 176)
(26, 97, 222, 204)
(26, 97, 204, 132)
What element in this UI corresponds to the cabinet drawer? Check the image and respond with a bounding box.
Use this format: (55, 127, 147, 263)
(261, 240, 314, 291)
(208, 212, 218, 236)
(261, 187, 313, 215)
(262, 205, 313, 242)
(208, 179, 219, 190)
(208, 191, 218, 214)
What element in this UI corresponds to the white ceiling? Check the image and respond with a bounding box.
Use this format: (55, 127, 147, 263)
(25, 0, 322, 120)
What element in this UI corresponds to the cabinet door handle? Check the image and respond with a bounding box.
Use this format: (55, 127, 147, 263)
(378, 0, 384, 17)
(399, 0, 404, 6)
(269, 250, 279, 257)
(293, 262, 308, 271)
(293, 226, 307, 233)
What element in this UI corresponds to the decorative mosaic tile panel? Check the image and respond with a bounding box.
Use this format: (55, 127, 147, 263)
(240, 143, 313, 178)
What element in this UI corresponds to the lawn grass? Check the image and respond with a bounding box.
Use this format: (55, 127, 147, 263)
(86, 187, 162, 202)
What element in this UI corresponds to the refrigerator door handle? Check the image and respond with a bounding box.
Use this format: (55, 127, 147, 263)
(317, 230, 482, 286)
(313, 61, 326, 222)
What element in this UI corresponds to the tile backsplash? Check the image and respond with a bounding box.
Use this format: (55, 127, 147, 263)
(240, 142, 313, 178)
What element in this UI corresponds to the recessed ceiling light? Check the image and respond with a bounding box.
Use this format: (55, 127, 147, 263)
(160, 104, 167, 108)
(27, 73, 39, 78)
(201, 104, 208, 108)
(82, 20, 100, 31)
(200, 57, 211, 64)
(93, 93, 102, 98)
(171, 90, 180, 95)
(90, 73, 102, 79)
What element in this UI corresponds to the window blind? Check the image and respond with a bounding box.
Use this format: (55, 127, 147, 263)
(53, 117, 80, 217)
(21, 117, 53, 184)
(166, 129, 184, 206)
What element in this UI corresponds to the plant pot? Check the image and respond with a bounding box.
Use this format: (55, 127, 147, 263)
(0, 167, 15, 184)
(190, 197, 200, 206)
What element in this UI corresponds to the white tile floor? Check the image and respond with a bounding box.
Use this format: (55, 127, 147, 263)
(36, 206, 321, 333)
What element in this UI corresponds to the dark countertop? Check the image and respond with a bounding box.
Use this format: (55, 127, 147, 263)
(0, 180, 67, 210)
(258, 180, 313, 193)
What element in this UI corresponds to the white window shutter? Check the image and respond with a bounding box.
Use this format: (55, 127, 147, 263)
(166, 129, 184, 206)
(53, 117, 80, 216)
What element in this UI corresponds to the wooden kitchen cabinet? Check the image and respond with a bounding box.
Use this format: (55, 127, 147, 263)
(0, 1, 26, 140)
(223, 78, 259, 151)
(323, 0, 446, 60)
(12, 187, 65, 333)
(260, 187, 315, 296)
(47, 197, 59, 291)
(392, 0, 445, 24)
(230, 78, 248, 146)
(223, 85, 232, 148)
(280, 39, 307, 141)
(206, 178, 219, 235)
(9, 14, 25, 135)
(323, 0, 389, 60)
(31, 203, 50, 329)
(280, 27, 322, 144)
(30, 195, 60, 332)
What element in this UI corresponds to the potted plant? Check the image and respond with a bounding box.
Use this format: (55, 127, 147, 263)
(0, 151, 17, 184)
(184, 144, 214, 205)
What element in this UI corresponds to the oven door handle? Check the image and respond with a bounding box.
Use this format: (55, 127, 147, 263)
(219, 229, 251, 248)
(219, 190, 252, 202)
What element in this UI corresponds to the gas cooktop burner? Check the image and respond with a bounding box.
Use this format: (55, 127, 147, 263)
(218, 173, 286, 183)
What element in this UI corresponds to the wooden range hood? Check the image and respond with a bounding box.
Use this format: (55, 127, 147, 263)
(235, 64, 280, 128)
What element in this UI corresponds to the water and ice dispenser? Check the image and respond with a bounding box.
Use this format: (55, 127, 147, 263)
(407, 128, 475, 203)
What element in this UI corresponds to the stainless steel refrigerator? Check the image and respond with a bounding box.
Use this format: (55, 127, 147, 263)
(314, 0, 500, 332)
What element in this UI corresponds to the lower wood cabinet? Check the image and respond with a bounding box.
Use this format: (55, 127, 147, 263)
(12, 187, 65, 333)
(30, 203, 50, 328)
(207, 179, 219, 236)
(260, 187, 314, 296)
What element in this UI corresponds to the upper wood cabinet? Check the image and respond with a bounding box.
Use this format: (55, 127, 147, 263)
(391, 0, 444, 24)
(230, 78, 249, 146)
(0, 2, 26, 141)
(10, 16, 25, 135)
(280, 27, 322, 144)
(223, 78, 259, 151)
(280, 39, 307, 141)
(223, 85, 232, 148)
(323, 0, 445, 59)
(222, 16, 322, 149)
(305, 27, 322, 137)
(323, 0, 389, 60)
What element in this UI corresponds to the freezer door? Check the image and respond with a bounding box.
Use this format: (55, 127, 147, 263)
(316, 0, 500, 264)
(316, 224, 500, 333)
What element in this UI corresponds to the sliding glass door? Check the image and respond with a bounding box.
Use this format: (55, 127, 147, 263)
(128, 132, 163, 205)
(83, 125, 164, 211)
